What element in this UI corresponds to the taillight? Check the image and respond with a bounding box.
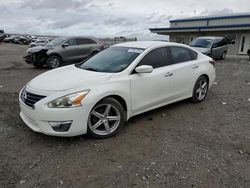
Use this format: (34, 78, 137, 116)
(209, 60, 215, 66)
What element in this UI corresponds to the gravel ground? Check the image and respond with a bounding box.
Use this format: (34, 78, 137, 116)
(0, 43, 250, 188)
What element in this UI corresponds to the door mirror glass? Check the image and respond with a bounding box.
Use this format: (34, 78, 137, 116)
(135, 65, 153, 74)
(62, 43, 69, 48)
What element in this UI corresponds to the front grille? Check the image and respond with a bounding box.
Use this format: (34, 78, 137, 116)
(21, 89, 46, 108)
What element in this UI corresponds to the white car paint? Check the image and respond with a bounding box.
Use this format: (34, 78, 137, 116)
(19, 41, 216, 137)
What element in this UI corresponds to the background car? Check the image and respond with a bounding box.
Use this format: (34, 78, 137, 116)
(24, 36, 105, 68)
(0, 30, 6, 42)
(29, 40, 49, 47)
(3, 35, 15, 43)
(190, 36, 228, 59)
(19, 41, 216, 138)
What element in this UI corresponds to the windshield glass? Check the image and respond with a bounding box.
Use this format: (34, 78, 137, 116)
(78, 47, 143, 73)
(190, 38, 213, 48)
(46, 37, 66, 46)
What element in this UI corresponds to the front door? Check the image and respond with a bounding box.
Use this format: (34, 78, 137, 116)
(130, 47, 174, 113)
(239, 34, 250, 55)
(61, 38, 79, 62)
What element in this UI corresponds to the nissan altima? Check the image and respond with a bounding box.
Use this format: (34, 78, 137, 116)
(19, 41, 216, 138)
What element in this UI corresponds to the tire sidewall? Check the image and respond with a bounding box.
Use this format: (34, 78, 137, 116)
(87, 98, 126, 139)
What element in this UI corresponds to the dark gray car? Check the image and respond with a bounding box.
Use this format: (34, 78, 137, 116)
(24, 37, 104, 68)
(190, 36, 228, 59)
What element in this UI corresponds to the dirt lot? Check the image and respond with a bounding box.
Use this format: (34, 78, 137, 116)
(0, 43, 250, 188)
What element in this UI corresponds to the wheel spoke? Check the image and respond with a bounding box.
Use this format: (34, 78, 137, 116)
(202, 82, 207, 89)
(107, 116, 120, 121)
(92, 120, 103, 129)
(103, 121, 111, 134)
(196, 88, 201, 93)
(198, 91, 202, 99)
(91, 110, 103, 118)
(104, 104, 111, 116)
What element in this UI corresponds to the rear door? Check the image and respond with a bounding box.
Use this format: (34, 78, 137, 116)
(169, 46, 199, 98)
(130, 47, 174, 113)
(75, 38, 97, 61)
(211, 39, 228, 58)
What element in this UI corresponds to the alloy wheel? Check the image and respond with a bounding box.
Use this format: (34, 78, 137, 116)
(88, 104, 121, 136)
(195, 79, 208, 101)
(49, 57, 60, 68)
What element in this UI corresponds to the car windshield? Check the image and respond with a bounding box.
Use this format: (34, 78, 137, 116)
(46, 37, 66, 46)
(77, 47, 143, 73)
(190, 38, 213, 48)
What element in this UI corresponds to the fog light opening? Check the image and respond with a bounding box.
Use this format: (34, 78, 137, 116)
(49, 121, 72, 132)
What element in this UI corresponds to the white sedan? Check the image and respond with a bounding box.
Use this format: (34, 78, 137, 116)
(19, 41, 216, 138)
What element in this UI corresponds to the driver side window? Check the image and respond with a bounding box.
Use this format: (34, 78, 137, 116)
(137, 47, 170, 68)
(66, 38, 77, 46)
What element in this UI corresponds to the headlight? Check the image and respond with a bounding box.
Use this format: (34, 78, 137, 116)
(48, 90, 89, 108)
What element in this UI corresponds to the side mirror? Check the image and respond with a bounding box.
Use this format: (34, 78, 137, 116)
(135, 65, 153, 74)
(62, 43, 69, 48)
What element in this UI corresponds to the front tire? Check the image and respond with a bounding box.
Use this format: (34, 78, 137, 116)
(191, 76, 209, 103)
(46, 55, 62, 69)
(87, 98, 125, 139)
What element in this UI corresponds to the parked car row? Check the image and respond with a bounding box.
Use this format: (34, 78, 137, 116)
(2, 34, 53, 46)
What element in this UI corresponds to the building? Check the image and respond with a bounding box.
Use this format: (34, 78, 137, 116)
(149, 13, 250, 55)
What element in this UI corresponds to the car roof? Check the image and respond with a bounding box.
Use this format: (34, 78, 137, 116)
(114, 41, 188, 49)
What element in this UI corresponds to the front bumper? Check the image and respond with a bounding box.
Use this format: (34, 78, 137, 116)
(19, 92, 91, 137)
(23, 52, 47, 65)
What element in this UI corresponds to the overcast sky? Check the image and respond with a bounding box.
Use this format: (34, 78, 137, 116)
(1, 0, 250, 40)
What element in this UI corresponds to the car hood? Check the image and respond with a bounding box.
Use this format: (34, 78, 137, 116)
(27, 45, 53, 53)
(28, 65, 114, 91)
(191, 47, 210, 54)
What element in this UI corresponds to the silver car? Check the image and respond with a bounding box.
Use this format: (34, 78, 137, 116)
(24, 37, 104, 69)
(190, 36, 228, 59)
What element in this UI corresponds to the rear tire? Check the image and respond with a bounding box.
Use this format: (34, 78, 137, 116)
(191, 76, 209, 103)
(87, 98, 125, 139)
(46, 55, 62, 69)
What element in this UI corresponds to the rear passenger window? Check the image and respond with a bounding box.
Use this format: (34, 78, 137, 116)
(212, 39, 220, 48)
(77, 38, 97, 45)
(137, 47, 169, 68)
(218, 39, 228, 47)
(170, 46, 197, 64)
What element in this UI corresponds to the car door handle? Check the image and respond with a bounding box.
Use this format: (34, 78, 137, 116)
(164, 72, 173, 77)
(192, 65, 199, 69)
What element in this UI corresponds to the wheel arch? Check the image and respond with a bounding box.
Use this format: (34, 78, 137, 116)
(199, 74, 209, 86)
(47, 53, 63, 63)
(92, 94, 129, 119)
(101, 95, 127, 112)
